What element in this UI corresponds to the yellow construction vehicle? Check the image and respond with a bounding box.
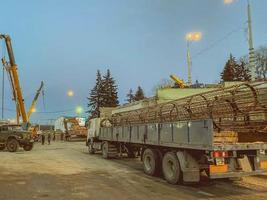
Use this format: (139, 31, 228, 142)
(170, 74, 186, 88)
(1, 34, 43, 133)
(0, 34, 28, 127)
(27, 81, 44, 119)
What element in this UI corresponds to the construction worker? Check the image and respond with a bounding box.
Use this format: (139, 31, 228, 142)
(47, 132, 51, 145)
(53, 132, 56, 141)
(41, 133, 45, 145)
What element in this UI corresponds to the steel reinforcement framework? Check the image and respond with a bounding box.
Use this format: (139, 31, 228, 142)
(106, 81, 267, 135)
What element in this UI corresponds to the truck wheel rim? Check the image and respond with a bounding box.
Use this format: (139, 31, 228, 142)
(166, 160, 175, 177)
(144, 155, 152, 171)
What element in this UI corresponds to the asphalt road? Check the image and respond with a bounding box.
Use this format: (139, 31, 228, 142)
(0, 141, 267, 200)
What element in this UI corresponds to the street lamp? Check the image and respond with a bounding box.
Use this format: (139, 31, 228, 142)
(67, 90, 74, 97)
(185, 32, 202, 85)
(75, 106, 83, 116)
(223, 0, 256, 80)
(223, 0, 236, 5)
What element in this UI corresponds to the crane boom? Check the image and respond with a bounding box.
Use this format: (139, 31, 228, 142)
(0, 34, 28, 124)
(170, 74, 186, 88)
(27, 81, 44, 119)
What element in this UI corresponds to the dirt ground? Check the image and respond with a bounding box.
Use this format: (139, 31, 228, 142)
(0, 141, 267, 200)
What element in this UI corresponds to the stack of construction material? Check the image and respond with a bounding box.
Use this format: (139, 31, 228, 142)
(109, 81, 267, 135)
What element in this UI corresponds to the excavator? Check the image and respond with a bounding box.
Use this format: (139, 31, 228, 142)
(63, 117, 87, 141)
(0, 34, 44, 141)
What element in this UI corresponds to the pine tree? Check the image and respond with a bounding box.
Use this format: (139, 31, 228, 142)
(126, 89, 135, 103)
(234, 61, 251, 81)
(134, 86, 145, 101)
(87, 70, 104, 118)
(221, 54, 236, 81)
(102, 69, 119, 107)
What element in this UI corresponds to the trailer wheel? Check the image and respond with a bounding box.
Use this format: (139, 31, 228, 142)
(162, 152, 181, 184)
(6, 139, 19, 152)
(142, 148, 160, 176)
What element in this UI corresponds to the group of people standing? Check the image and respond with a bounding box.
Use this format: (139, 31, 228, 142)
(40, 132, 55, 145)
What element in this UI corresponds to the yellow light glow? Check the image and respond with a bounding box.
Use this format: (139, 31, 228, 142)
(75, 106, 83, 115)
(67, 90, 74, 97)
(224, 0, 235, 4)
(186, 32, 202, 41)
(31, 107, 36, 113)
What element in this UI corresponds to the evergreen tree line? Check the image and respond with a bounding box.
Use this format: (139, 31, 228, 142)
(221, 54, 251, 81)
(87, 69, 119, 118)
(221, 47, 267, 82)
(126, 86, 146, 103)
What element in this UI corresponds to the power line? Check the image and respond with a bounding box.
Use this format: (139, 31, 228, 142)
(192, 24, 246, 59)
(0, 107, 74, 114)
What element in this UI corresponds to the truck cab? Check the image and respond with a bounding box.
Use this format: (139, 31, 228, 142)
(0, 124, 34, 152)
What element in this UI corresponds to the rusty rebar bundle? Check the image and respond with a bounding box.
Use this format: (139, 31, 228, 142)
(108, 81, 267, 134)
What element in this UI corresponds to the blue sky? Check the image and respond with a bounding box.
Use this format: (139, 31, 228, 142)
(0, 0, 267, 123)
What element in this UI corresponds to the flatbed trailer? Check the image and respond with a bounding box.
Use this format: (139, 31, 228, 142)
(87, 119, 267, 184)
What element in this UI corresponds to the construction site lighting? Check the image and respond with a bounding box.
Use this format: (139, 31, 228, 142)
(67, 90, 74, 97)
(75, 106, 83, 115)
(186, 32, 202, 41)
(31, 107, 36, 113)
(224, 0, 236, 5)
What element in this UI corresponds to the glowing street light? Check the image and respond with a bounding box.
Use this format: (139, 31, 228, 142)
(67, 90, 74, 97)
(75, 106, 83, 115)
(31, 107, 36, 113)
(224, 0, 236, 5)
(185, 32, 202, 85)
(185, 32, 202, 42)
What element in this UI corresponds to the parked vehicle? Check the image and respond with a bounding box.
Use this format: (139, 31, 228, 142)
(0, 124, 34, 152)
(86, 82, 267, 184)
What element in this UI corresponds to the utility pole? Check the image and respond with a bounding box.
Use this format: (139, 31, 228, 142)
(247, 0, 256, 80)
(186, 41, 192, 85)
(1, 65, 4, 119)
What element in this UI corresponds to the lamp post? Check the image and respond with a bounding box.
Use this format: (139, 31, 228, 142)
(67, 90, 74, 97)
(185, 32, 202, 85)
(223, 0, 256, 80)
(247, 0, 256, 80)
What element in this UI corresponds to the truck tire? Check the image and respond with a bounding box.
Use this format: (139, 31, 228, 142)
(102, 141, 117, 159)
(23, 143, 33, 151)
(142, 148, 160, 176)
(6, 139, 19, 152)
(162, 152, 181, 184)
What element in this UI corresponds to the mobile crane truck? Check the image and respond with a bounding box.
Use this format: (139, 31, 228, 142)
(0, 34, 36, 152)
(86, 81, 267, 184)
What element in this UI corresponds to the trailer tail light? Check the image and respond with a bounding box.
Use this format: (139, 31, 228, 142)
(260, 161, 267, 169)
(213, 151, 228, 158)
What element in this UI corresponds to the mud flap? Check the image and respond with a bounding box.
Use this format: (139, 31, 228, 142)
(177, 151, 200, 183)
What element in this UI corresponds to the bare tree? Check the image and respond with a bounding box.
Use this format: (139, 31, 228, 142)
(240, 46, 267, 79)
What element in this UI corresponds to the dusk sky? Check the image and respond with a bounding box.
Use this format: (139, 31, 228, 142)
(0, 0, 267, 123)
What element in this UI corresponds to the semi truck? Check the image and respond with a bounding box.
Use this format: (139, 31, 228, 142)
(86, 81, 267, 184)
